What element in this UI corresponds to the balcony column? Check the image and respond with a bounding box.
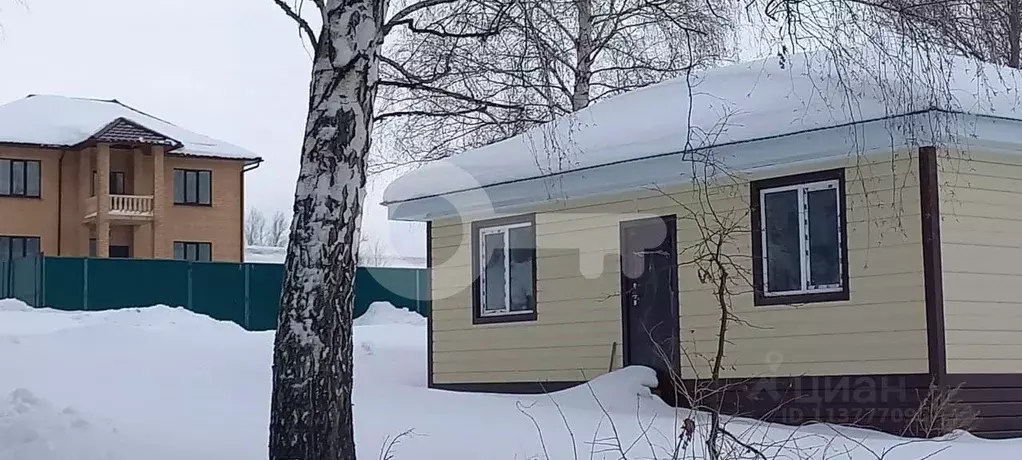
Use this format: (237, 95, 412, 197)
(96, 143, 111, 258)
(151, 145, 167, 258)
(78, 148, 93, 256)
(132, 148, 153, 258)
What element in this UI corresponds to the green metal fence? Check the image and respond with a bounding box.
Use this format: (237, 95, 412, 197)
(0, 255, 428, 331)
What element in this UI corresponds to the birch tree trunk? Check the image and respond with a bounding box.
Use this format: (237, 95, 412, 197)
(269, 0, 385, 458)
(571, 0, 594, 111)
(1010, 0, 1021, 68)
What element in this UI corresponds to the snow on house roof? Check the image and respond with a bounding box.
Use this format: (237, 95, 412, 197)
(0, 95, 262, 162)
(382, 50, 1022, 220)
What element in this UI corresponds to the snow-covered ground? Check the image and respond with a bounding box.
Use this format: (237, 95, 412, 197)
(245, 245, 426, 268)
(0, 298, 1019, 460)
(244, 245, 289, 264)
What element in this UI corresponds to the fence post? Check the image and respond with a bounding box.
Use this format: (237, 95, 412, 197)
(187, 262, 194, 309)
(6, 257, 12, 301)
(82, 257, 89, 311)
(415, 269, 422, 315)
(38, 255, 45, 307)
(243, 264, 251, 330)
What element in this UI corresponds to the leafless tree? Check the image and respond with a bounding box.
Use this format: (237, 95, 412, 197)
(357, 232, 389, 267)
(268, 0, 382, 457)
(269, 211, 291, 247)
(371, 0, 1014, 170)
(654, 108, 765, 459)
(834, 0, 1022, 69)
(370, 0, 734, 170)
(751, 0, 1009, 86)
(245, 208, 268, 246)
(267, 0, 505, 458)
(246, 209, 291, 247)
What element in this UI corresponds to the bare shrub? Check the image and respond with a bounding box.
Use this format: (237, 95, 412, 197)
(908, 383, 978, 438)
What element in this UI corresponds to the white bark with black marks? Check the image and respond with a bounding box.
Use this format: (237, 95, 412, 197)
(571, 0, 594, 111)
(269, 0, 386, 458)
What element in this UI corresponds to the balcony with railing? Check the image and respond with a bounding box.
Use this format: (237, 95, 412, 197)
(83, 195, 154, 223)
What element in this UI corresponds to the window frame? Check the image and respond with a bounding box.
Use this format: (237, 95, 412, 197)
(92, 171, 126, 196)
(173, 241, 213, 262)
(750, 168, 850, 306)
(470, 214, 537, 324)
(0, 235, 41, 259)
(173, 168, 213, 206)
(110, 171, 126, 195)
(0, 158, 41, 198)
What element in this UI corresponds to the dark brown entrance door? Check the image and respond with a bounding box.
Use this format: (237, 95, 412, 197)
(619, 215, 680, 404)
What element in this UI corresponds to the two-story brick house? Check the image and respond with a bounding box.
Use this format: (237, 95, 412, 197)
(0, 95, 263, 262)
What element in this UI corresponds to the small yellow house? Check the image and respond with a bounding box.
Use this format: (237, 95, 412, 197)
(382, 52, 1022, 438)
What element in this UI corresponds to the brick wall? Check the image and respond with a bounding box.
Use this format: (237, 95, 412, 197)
(0, 145, 248, 262)
(163, 156, 245, 262)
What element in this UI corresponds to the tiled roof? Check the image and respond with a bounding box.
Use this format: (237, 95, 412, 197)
(91, 118, 180, 147)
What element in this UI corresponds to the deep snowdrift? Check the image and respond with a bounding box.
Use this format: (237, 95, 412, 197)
(0, 298, 1019, 459)
(354, 302, 426, 327)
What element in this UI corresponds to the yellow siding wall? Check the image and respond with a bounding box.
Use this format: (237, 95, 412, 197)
(682, 155, 928, 378)
(431, 150, 929, 385)
(939, 150, 1022, 374)
(432, 216, 624, 383)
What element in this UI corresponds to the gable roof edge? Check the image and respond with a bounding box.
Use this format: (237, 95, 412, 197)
(81, 117, 185, 150)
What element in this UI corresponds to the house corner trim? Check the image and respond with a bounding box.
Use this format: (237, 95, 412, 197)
(919, 146, 946, 386)
(426, 221, 434, 389)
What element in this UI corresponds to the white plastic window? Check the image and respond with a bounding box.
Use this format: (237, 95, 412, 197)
(760, 179, 843, 296)
(478, 222, 535, 316)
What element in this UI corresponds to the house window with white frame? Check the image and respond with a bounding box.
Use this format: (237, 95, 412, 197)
(472, 215, 536, 323)
(753, 169, 849, 305)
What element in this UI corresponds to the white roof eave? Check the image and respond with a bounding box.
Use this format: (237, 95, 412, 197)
(385, 112, 1022, 222)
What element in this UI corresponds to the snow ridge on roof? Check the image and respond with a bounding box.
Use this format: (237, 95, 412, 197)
(383, 50, 1022, 205)
(0, 95, 261, 161)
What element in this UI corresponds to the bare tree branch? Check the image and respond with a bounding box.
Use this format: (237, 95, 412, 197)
(273, 0, 320, 49)
(386, 17, 503, 38)
(385, 0, 462, 32)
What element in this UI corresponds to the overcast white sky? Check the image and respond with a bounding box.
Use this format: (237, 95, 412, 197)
(0, 0, 780, 261)
(0, 0, 425, 260)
